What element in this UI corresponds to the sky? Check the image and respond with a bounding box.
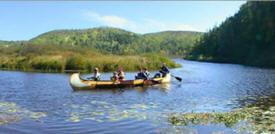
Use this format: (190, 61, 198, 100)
(0, 1, 246, 41)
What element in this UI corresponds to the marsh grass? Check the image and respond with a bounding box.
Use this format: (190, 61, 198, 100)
(0, 53, 181, 73)
(0, 43, 181, 72)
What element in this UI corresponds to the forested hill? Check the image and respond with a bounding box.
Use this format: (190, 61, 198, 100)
(145, 31, 202, 55)
(27, 27, 202, 56)
(187, 2, 275, 67)
(145, 31, 201, 39)
(29, 27, 144, 55)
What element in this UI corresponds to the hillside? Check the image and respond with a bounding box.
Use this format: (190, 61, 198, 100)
(187, 1, 275, 67)
(29, 27, 144, 55)
(25, 27, 202, 56)
(145, 31, 202, 55)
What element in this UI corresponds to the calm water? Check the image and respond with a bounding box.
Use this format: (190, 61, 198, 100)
(0, 59, 275, 134)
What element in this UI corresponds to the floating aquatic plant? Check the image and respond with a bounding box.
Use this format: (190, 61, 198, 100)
(168, 105, 275, 133)
(0, 101, 47, 125)
(65, 101, 161, 123)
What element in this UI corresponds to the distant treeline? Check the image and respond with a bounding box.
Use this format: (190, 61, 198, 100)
(187, 2, 275, 68)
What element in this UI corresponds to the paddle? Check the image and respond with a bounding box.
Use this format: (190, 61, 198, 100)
(171, 75, 182, 82)
(160, 70, 182, 82)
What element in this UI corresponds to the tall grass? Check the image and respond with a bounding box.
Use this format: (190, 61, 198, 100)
(0, 53, 181, 73)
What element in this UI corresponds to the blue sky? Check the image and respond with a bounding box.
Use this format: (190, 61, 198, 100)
(0, 1, 246, 41)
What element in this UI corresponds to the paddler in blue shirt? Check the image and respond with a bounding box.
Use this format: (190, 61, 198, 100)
(135, 68, 147, 80)
(159, 63, 169, 77)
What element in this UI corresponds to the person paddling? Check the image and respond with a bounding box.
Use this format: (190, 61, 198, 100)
(159, 63, 169, 77)
(135, 68, 146, 80)
(143, 68, 150, 79)
(118, 67, 125, 80)
(90, 67, 101, 81)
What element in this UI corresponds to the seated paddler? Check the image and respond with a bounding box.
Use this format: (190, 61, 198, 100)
(111, 71, 119, 81)
(159, 63, 169, 77)
(135, 68, 147, 80)
(143, 68, 150, 79)
(90, 67, 101, 81)
(118, 67, 125, 80)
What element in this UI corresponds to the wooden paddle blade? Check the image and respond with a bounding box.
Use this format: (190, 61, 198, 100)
(175, 76, 182, 82)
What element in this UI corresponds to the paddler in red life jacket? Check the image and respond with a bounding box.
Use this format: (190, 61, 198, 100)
(118, 67, 125, 80)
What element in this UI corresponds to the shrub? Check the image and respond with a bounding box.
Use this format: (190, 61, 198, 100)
(65, 54, 87, 70)
(31, 57, 65, 71)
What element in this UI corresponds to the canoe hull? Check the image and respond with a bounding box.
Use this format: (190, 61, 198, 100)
(70, 73, 171, 90)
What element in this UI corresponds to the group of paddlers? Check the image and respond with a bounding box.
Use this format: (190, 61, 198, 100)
(89, 63, 169, 81)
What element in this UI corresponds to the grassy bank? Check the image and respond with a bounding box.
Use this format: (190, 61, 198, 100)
(0, 53, 181, 73)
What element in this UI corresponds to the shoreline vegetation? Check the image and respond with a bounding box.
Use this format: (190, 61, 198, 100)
(0, 53, 181, 73)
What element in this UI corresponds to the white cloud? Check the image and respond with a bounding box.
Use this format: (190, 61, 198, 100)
(84, 11, 201, 33)
(84, 11, 137, 30)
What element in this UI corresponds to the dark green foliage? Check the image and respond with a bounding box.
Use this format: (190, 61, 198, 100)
(188, 2, 275, 68)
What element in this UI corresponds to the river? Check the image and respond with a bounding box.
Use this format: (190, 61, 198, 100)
(0, 59, 274, 134)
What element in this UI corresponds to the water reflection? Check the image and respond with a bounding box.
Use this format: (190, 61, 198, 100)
(73, 83, 172, 94)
